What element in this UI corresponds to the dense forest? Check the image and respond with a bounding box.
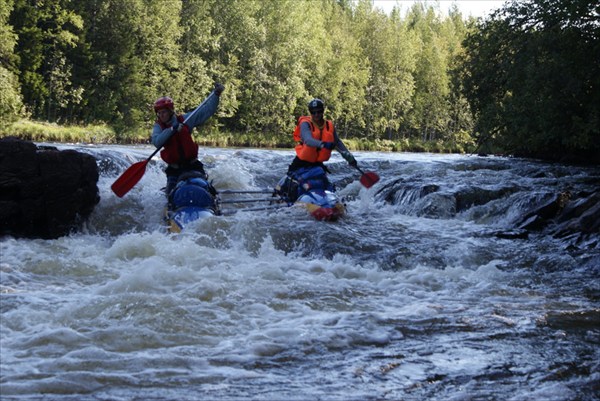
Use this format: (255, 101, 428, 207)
(0, 0, 598, 162)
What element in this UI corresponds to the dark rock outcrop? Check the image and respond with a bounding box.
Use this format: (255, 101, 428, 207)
(552, 192, 600, 238)
(515, 190, 600, 244)
(377, 176, 598, 246)
(0, 137, 99, 239)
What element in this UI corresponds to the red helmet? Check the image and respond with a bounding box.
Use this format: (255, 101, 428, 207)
(154, 96, 174, 112)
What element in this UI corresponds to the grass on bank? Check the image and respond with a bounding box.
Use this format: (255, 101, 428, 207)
(0, 119, 477, 154)
(196, 131, 476, 153)
(2, 120, 118, 144)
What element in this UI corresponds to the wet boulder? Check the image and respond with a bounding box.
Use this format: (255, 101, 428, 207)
(513, 190, 600, 244)
(552, 192, 600, 239)
(454, 186, 518, 212)
(516, 192, 571, 231)
(0, 137, 100, 239)
(377, 178, 439, 205)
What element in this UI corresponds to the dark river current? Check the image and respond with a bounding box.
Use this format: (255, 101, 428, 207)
(1, 144, 599, 400)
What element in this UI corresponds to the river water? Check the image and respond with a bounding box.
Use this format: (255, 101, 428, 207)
(1, 144, 599, 400)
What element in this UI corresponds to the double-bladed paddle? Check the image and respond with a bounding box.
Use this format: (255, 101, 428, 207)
(111, 92, 215, 197)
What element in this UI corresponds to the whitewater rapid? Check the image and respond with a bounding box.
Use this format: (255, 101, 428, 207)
(1, 144, 598, 400)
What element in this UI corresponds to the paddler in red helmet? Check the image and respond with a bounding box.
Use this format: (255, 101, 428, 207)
(151, 82, 224, 195)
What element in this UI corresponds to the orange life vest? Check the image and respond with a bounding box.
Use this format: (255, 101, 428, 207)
(157, 115, 198, 165)
(293, 115, 335, 162)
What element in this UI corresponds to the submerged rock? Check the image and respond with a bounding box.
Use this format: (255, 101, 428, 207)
(0, 137, 99, 239)
(376, 174, 598, 248)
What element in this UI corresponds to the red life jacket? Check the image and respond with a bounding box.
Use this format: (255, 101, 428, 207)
(157, 115, 198, 164)
(293, 115, 335, 163)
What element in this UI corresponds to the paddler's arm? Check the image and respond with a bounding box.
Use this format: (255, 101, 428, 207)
(151, 116, 178, 149)
(183, 83, 224, 129)
(332, 128, 357, 166)
(300, 122, 322, 148)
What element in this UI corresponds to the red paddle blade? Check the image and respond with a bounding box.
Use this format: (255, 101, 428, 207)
(111, 160, 149, 197)
(360, 171, 380, 188)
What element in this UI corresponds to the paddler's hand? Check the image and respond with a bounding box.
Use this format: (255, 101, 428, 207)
(342, 151, 357, 167)
(214, 82, 225, 96)
(172, 121, 189, 134)
(321, 141, 335, 150)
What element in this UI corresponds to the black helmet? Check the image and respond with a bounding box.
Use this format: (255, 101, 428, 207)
(308, 98, 325, 112)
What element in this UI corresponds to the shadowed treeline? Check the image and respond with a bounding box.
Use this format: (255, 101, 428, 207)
(0, 0, 597, 162)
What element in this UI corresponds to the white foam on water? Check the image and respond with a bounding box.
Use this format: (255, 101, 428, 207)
(1, 147, 598, 400)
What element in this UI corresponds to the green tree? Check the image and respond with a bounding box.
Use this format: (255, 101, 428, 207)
(353, 0, 417, 140)
(214, 0, 318, 139)
(208, 0, 264, 133)
(176, 0, 217, 116)
(446, 6, 475, 146)
(4, 0, 486, 151)
(461, 0, 599, 161)
(71, 0, 182, 134)
(320, 0, 370, 139)
(406, 4, 458, 143)
(10, 0, 84, 121)
(0, 0, 23, 123)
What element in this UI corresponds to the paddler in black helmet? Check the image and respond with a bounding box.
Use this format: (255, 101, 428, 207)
(287, 98, 357, 174)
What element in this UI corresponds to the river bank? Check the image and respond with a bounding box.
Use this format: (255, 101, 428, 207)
(4, 118, 599, 164)
(1, 119, 475, 154)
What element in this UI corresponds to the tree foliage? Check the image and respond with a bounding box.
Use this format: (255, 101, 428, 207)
(0, 0, 23, 123)
(460, 0, 599, 161)
(1, 0, 596, 162)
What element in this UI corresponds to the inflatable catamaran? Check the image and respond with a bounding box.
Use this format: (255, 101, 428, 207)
(163, 172, 219, 233)
(164, 166, 346, 233)
(273, 166, 345, 221)
(111, 147, 379, 233)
